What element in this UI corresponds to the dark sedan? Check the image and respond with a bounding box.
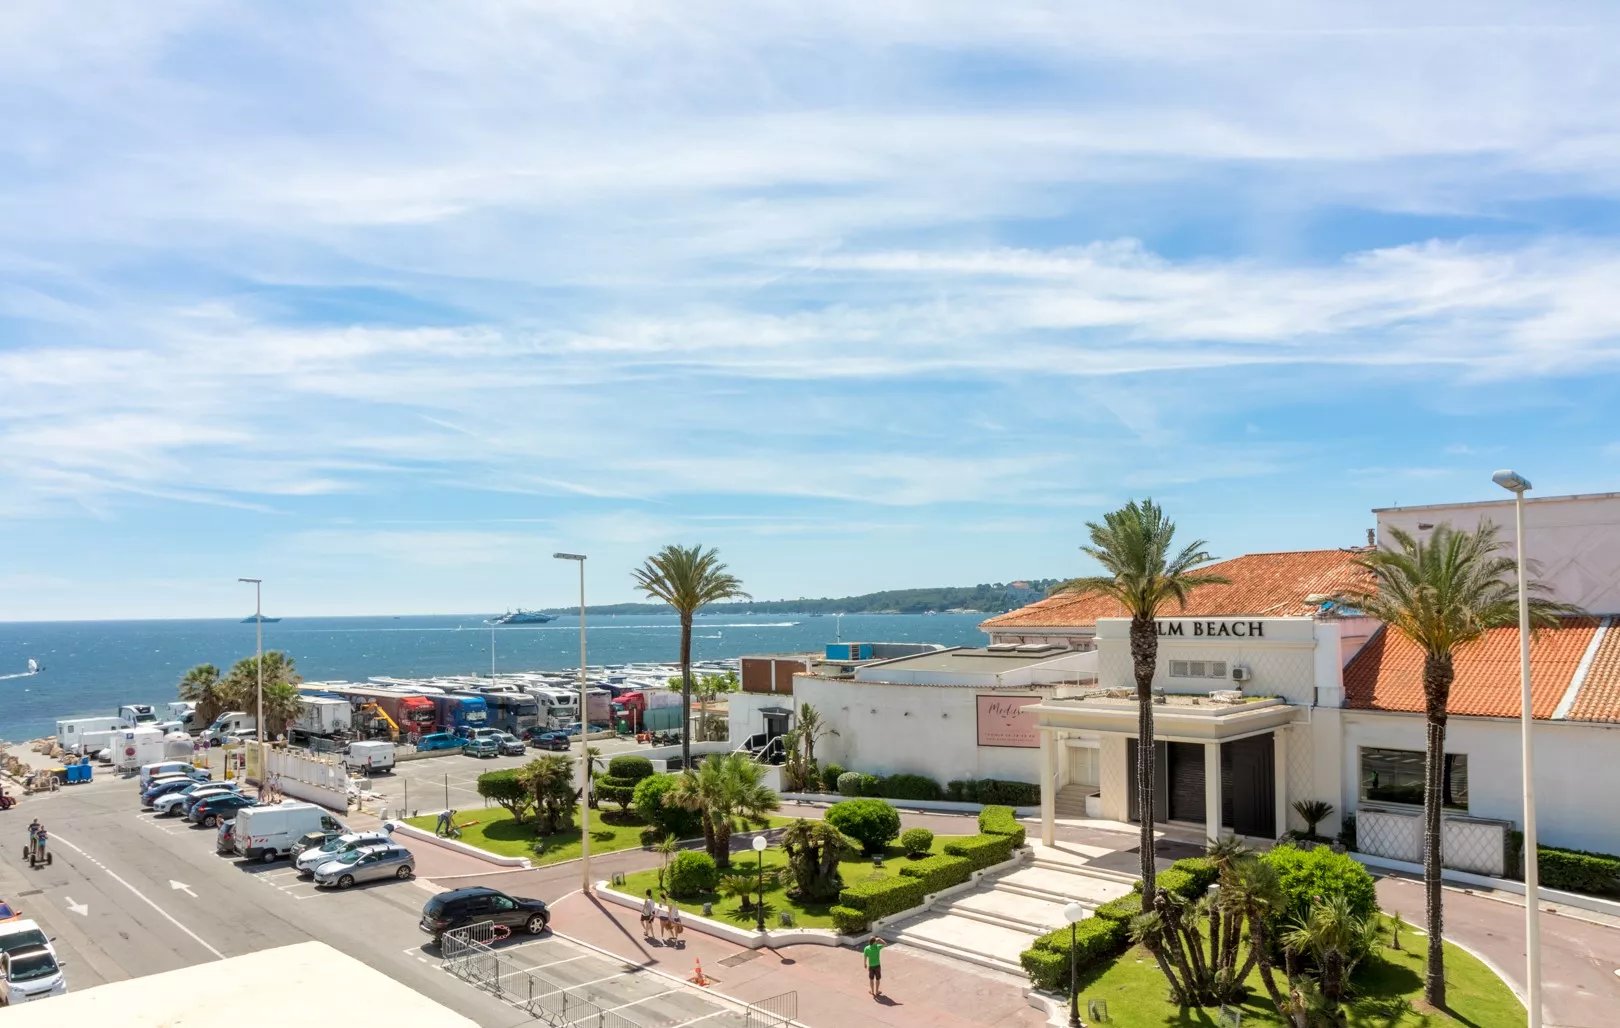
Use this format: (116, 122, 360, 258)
(526, 730, 570, 751)
(141, 777, 201, 807)
(190, 793, 256, 827)
(419, 886, 549, 946)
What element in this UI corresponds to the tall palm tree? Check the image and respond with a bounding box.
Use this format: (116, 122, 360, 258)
(1339, 522, 1578, 1007)
(665, 752, 780, 868)
(632, 544, 749, 768)
(261, 681, 302, 739)
(1050, 499, 1227, 905)
(177, 664, 226, 727)
(795, 703, 837, 770)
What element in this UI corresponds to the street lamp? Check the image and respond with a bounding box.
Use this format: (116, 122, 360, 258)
(238, 578, 266, 802)
(752, 834, 768, 932)
(1063, 901, 1087, 1027)
(554, 552, 590, 894)
(1492, 469, 1541, 1028)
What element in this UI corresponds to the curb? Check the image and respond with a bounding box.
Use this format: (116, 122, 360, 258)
(389, 819, 532, 868)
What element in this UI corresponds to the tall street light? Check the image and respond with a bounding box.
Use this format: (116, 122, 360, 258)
(554, 552, 590, 894)
(1063, 901, 1087, 1027)
(1492, 468, 1541, 1028)
(752, 834, 768, 933)
(238, 577, 266, 802)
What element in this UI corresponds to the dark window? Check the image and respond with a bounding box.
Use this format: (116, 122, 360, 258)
(490, 895, 517, 911)
(1359, 746, 1468, 811)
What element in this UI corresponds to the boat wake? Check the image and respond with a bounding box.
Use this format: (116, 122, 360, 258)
(0, 670, 40, 682)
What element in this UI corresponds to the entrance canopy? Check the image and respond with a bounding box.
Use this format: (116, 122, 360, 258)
(1032, 693, 1297, 742)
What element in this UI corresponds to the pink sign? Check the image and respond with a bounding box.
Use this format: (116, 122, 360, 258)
(976, 694, 1042, 748)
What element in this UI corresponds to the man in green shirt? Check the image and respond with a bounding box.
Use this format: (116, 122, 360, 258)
(862, 936, 886, 997)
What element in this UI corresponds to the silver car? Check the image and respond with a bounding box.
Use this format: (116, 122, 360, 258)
(294, 831, 392, 877)
(312, 843, 414, 889)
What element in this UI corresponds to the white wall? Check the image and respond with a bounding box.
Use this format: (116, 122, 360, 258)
(1341, 709, 1620, 856)
(853, 650, 1097, 687)
(728, 692, 792, 743)
(1095, 618, 1322, 705)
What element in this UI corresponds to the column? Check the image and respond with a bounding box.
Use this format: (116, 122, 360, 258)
(1039, 728, 1057, 846)
(1204, 741, 1223, 844)
(1273, 729, 1289, 841)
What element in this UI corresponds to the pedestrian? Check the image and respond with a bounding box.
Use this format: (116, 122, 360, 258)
(436, 808, 455, 837)
(863, 936, 886, 998)
(657, 891, 673, 942)
(640, 890, 656, 939)
(666, 895, 683, 947)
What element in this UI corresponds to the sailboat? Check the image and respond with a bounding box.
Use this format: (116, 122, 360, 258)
(26, 658, 39, 674)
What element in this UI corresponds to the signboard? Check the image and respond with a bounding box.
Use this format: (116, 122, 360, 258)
(976, 694, 1042, 748)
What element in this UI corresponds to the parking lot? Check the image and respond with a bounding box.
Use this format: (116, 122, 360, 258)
(423, 931, 756, 1028)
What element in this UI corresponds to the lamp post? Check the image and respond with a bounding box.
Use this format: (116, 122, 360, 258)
(1063, 900, 1086, 1027)
(752, 834, 768, 933)
(1492, 469, 1541, 1028)
(554, 552, 590, 894)
(238, 578, 266, 801)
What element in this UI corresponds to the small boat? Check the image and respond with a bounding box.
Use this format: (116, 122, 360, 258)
(241, 615, 282, 623)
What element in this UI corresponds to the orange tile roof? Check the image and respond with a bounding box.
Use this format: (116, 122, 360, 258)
(981, 549, 1373, 629)
(1566, 621, 1620, 723)
(1342, 618, 1600, 719)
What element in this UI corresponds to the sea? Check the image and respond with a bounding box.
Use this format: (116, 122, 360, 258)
(0, 612, 989, 742)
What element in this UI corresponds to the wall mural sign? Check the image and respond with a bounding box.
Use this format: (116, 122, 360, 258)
(976, 694, 1043, 748)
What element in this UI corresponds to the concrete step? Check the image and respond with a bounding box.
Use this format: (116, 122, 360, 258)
(995, 866, 1137, 905)
(1031, 859, 1138, 886)
(887, 911, 1036, 975)
(942, 889, 1076, 934)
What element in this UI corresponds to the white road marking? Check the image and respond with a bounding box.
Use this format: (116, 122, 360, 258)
(169, 880, 197, 898)
(64, 897, 89, 916)
(53, 833, 226, 960)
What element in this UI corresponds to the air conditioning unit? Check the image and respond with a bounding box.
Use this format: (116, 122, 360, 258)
(1231, 666, 1251, 683)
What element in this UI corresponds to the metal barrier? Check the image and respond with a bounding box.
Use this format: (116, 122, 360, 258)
(744, 991, 798, 1028)
(439, 922, 648, 1028)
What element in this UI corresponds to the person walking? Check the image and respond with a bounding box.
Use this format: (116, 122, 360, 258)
(657, 891, 673, 943)
(640, 890, 656, 939)
(666, 895, 683, 947)
(863, 936, 886, 998)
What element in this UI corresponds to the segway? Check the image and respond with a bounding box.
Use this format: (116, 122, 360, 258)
(24, 832, 51, 868)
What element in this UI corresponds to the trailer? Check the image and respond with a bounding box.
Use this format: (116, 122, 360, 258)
(455, 690, 539, 735)
(289, 696, 353, 744)
(301, 684, 438, 738)
(115, 727, 168, 772)
(611, 689, 682, 733)
(56, 716, 129, 755)
(432, 694, 489, 736)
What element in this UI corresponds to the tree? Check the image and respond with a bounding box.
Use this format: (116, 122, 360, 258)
(221, 651, 302, 725)
(519, 756, 578, 835)
(666, 670, 740, 741)
(1050, 499, 1226, 905)
(664, 753, 780, 868)
(779, 817, 854, 901)
(633, 545, 749, 767)
(795, 702, 837, 770)
(177, 664, 226, 727)
(1338, 522, 1578, 1007)
(261, 681, 302, 739)
(1280, 893, 1381, 1014)
(581, 745, 605, 809)
(477, 769, 533, 823)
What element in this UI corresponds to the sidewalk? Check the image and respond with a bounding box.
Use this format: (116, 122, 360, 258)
(550, 891, 1047, 1028)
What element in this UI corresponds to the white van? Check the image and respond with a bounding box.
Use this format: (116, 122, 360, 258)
(200, 711, 256, 745)
(235, 803, 345, 863)
(342, 740, 395, 774)
(138, 760, 204, 790)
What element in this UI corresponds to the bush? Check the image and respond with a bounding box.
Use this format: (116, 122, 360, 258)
(1263, 843, 1378, 925)
(830, 905, 869, 935)
(826, 799, 901, 855)
(838, 876, 927, 922)
(856, 773, 884, 798)
(900, 827, 934, 857)
(1020, 917, 1127, 991)
(1538, 846, 1620, 898)
(897, 854, 974, 894)
(632, 773, 702, 840)
(882, 773, 943, 802)
(978, 805, 1025, 846)
(1168, 856, 1217, 896)
(1091, 894, 1143, 926)
(945, 779, 973, 802)
(1338, 813, 1358, 853)
(1018, 947, 1069, 991)
(836, 771, 864, 797)
(821, 763, 845, 793)
(667, 851, 720, 898)
(607, 755, 655, 783)
(476, 769, 532, 822)
(975, 779, 1041, 806)
(943, 833, 1016, 870)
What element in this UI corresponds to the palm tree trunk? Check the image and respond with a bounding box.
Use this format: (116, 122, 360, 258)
(1131, 613, 1159, 905)
(1422, 654, 1452, 1010)
(680, 614, 694, 769)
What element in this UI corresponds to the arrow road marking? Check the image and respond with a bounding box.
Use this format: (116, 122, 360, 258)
(169, 880, 197, 898)
(64, 897, 88, 917)
(50, 833, 224, 961)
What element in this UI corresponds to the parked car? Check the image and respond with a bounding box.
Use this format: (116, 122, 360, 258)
(4, 945, 66, 1003)
(153, 782, 239, 818)
(141, 777, 201, 807)
(312, 843, 415, 889)
(289, 827, 345, 859)
(526, 730, 570, 751)
(415, 732, 462, 752)
(493, 732, 526, 756)
(466, 727, 503, 742)
(294, 831, 393, 877)
(462, 736, 499, 759)
(216, 819, 238, 855)
(190, 793, 256, 827)
(419, 886, 549, 946)
(138, 761, 208, 790)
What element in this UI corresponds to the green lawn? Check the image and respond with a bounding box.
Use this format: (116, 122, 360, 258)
(1070, 937, 1523, 1028)
(407, 807, 797, 865)
(619, 832, 972, 930)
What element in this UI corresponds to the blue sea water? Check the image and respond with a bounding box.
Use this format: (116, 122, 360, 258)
(0, 613, 989, 742)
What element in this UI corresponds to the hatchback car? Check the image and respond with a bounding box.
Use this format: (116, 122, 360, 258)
(215, 819, 237, 855)
(526, 730, 570, 751)
(313, 844, 414, 889)
(154, 782, 239, 817)
(462, 736, 499, 758)
(415, 732, 462, 752)
(4, 945, 66, 1003)
(141, 777, 200, 807)
(295, 831, 393, 876)
(493, 732, 527, 756)
(419, 886, 549, 945)
(190, 793, 256, 827)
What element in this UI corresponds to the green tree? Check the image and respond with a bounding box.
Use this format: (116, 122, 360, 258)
(665, 753, 780, 868)
(779, 817, 854, 901)
(1050, 499, 1226, 905)
(477, 768, 533, 823)
(519, 755, 578, 835)
(1280, 893, 1381, 1015)
(633, 545, 749, 767)
(1338, 522, 1578, 1007)
(795, 702, 837, 770)
(665, 670, 740, 741)
(222, 651, 302, 724)
(262, 680, 303, 739)
(177, 664, 227, 727)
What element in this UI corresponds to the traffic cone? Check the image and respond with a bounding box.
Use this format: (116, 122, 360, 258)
(689, 957, 710, 987)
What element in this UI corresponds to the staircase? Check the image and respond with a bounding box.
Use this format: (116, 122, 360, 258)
(1053, 785, 1093, 820)
(884, 842, 1136, 975)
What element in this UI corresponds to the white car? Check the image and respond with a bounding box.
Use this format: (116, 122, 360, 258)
(0, 920, 66, 1003)
(152, 782, 238, 817)
(294, 831, 392, 877)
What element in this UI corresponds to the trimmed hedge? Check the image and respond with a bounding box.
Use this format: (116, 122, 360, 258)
(667, 851, 719, 897)
(1263, 843, 1377, 925)
(881, 773, 943, 801)
(1092, 894, 1143, 926)
(1019, 916, 1126, 991)
(900, 827, 934, 856)
(1135, 856, 1219, 902)
(606, 754, 655, 781)
(945, 778, 1041, 806)
(897, 853, 975, 894)
(826, 798, 902, 855)
(596, 754, 654, 811)
(1538, 845, 1620, 898)
(830, 905, 869, 935)
(943, 832, 1017, 871)
(855, 773, 884, 798)
(978, 805, 1026, 847)
(836, 771, 864, 797)
(833, 875, 929, 933)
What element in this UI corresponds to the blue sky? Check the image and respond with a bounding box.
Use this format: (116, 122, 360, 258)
(4, 2, 1620, 620)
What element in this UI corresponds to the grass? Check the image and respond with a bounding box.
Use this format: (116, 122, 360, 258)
(405, 806, 797, 865)
(619, 832, 973, 930)
(1069, 933, 1523, 1028)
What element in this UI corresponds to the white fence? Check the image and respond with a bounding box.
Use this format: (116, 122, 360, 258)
(247, 746, 351, 812)
(1357, 807, 1509, 875)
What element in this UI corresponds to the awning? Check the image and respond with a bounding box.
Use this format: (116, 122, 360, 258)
(758, 707, 793, 716)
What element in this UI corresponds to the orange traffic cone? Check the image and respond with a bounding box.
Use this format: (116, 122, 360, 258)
(689, 957, 711, 987)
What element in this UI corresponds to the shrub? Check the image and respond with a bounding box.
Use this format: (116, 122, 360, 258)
(1091, 894, 1142, 926)
(1020, 916, 1126, 991)
(943, 833, 1016, 870)
(476, 769, 532, 822)
(597, 756, 657, 812)
(821, 763, 845, 793)
(667, 851, 720, 898)
(856, 773, 884, 798)
(975, 779, 1041, 806)
(945, 779, 973, 802)
(830, 905, 869, 935)
(607, 755, 655, 783)
(632, 773, 702, 840)
(897, 854, 974, 894)
(1338, 813, 1358, 853)
(900, 827, 934, 857)
(1168, 856, 1218, 896)
(1263, 843, 1378, 925)
(978, 805, 1026, 846)
(838, 876, 927, 922)
(1018, 947, 1069, 991)
(836, 771, 864, 797)
(882, 773, 943, 801)
(826, 799, 901, 855)
(1537, 846, 1620, 898)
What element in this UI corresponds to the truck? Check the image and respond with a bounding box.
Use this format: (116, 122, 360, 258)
(235, 802, 346, 862)
(305, 685, 438, 738)
(611, 689, 683, 734)
(342, 739, 396, 774)
(164, 701, 199, 731)
(200, 711, 257, 745)
(57, 715, 128, 755)
(290, 696, 353, 744)
(454, 689, 539, 736)
(118, 703, 160, 726)
(432, 693, 489, 736)
(527, 687, 580, 728)
(115, 726, 168, 772)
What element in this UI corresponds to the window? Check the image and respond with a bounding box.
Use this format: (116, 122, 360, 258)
(490, 896, 517, 911)
(1359, 746, 1468, 811)
(1169, 660, 1228, 679)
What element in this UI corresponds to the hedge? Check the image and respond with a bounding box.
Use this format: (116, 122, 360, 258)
(606, 754, 655, 781)
(836, 771, 865, 797)
(1019, 916, 1126, 991)
(1537, 845, 1620, 898)
(832, 875, 929, 932)
(881, 773, 943, 801)
(1091, 894, 1143, 926)
(978, 805, 1026, 847)
(1135, 857, 1218, 902)
(1170, 856, 1218, 895)
(897, 854, 974, 894)
(668, 851, 720, 897)
(943, 832, 1017, 871)
(945, 778, 1041, 806)
(900, 827, 934, 856)
(820, 763, 845, 792)
(855, 773, 883, 798)
(826, 799, 902, 855)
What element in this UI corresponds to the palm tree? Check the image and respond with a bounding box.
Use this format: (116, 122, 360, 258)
(1050, 499, 1227, 904)
(581, 745, 605, 809)
(1338, 522, 1578, 1007)
(665, 752, 780, 868)
(222, 651, 302, 727)
(795, 703, 837, 770)
(779, 817, 854, 901)
(519, 755, 578, 835)
(262, 681, 302, 740)
(177, 664, 226, 727)
(1280, 893, 1381, 1014)
(632, 544, 749, 768)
